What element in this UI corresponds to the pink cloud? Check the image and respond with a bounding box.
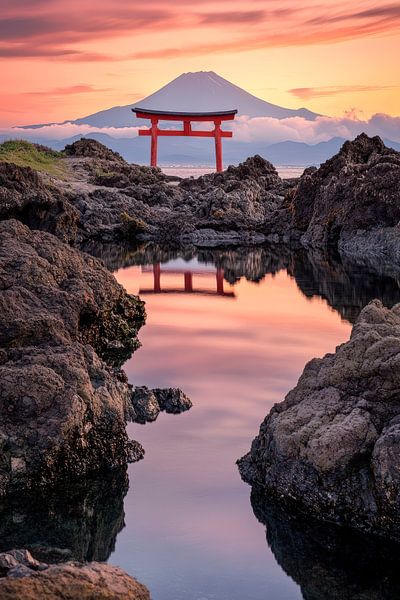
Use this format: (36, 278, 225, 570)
(289, 85, 396, 100)
(1, 0, 400, 61)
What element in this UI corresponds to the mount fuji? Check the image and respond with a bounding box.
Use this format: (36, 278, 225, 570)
(21, 71, 319, 131)
(71, 71, 319, 128)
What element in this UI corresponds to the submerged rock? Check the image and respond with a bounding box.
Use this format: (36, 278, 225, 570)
(0, 219, 145, 496)
(238, 300, 400, 541)
(130, 386, 192, 424)
(0, 551, 150, 599)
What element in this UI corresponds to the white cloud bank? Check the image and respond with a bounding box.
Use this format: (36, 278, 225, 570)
(0, 123, 141, 141)
(1, 113, 400, 145)
(232, 113, 400, 144)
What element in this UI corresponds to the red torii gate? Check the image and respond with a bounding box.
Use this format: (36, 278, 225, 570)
(133, 107, 237, 172)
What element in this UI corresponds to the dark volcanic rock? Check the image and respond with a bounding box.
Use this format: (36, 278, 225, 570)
(177, 155, 288, 243)
(251, 491, 400, 600)
(0, 551, 150, 600)
(0, 161, 78, 242)
(64, 138, 126, 161)
(0, 219, 145, 496)
(65, 138, 166, 187)
(154, 387, 192, 414)
(130, 386, 192, 423)
(238, 300, 400, 541)
(289, 134, 400, 249)
(1, 142, 293, 246)
(130, 387, 161, 423)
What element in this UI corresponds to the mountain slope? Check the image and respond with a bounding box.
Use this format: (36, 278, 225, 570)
(71, 71, 319, 127)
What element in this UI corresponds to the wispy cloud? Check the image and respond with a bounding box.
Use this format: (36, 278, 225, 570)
(25, 84, 112, 96)
(1, 1, 400, 62)
(289, 85, 395, 100)
(307, 3, 400, 25)
(198, 10, 266, 25)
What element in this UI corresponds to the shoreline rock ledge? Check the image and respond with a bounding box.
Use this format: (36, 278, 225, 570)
(0, 219, 145, 497)
(0, 549, 150, 599)
(238, 300, 400, 541)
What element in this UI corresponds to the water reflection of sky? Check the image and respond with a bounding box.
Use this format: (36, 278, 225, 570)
(110, 260, 352, 600)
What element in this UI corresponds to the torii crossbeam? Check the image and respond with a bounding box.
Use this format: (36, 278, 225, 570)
(133, 107, 237, 172)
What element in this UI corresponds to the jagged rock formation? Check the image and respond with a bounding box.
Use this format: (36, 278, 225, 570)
(130, 386, 192, 423)
(1, 135, 400, 262)
(238, 300, 400, 541)
(0, 219, 145, 497)
(287, 133, 400, 254)
(251, 492, 400, 600)
(0, 550, 150, 599)
(0, 140, 297, 246)
(0, 161, 79, 243)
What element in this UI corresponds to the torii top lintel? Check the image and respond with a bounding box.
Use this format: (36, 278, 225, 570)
(133, 107, 237, 172)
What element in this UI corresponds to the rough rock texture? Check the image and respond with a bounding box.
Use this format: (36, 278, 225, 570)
(130, 386, 192, 424)
(288, 134, 400, 250)
(0, 141, 296, 246)
(2, 135, 400, 261)
(0, 550, 150, 600)
(0, 219, 145, 496)
(251, 492, 400, 600)
(238, 300, 400, 541)
(64, 138, 166, 187)
(0, 161, 78, 243)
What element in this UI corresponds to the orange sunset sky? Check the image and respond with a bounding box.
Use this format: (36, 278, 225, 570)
(0, 0, 399, 127)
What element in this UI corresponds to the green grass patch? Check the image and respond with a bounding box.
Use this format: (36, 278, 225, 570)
(0, 140, 67, 177)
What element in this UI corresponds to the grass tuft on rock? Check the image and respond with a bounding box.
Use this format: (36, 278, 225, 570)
(0, 140, 67, 176)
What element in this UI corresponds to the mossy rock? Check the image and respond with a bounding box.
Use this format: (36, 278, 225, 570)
(0, 140, 66, 177)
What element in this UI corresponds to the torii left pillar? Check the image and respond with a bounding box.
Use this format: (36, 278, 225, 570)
(150, 117, 158, 168)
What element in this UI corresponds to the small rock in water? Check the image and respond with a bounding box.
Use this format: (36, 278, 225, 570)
(153, 387, 193, 414)
(130, 386, 192, 423)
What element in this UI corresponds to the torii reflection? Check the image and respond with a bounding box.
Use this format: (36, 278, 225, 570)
(139, 263, 235, 299)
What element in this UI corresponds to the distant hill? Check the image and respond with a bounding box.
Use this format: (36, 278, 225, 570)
(20, 71, 320, 130)
(2, 132, 398, 167)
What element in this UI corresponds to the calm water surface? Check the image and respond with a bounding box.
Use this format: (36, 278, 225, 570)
(161, 165, 305, 179)
(107, 247, 368, 600)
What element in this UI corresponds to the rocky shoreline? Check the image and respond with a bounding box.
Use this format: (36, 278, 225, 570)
(0, 549, 150, 599)
(2, 134, 399, 269)
(238, 300, 400, 541)
(0, 219, 146, 497)
(1, 131, 400, 592)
